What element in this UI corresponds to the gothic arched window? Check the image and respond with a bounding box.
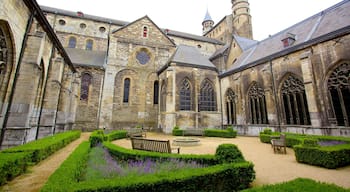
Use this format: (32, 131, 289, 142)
(226, 89, 236, 125)
(123, 78, 130, 103)
(85, 39, 93, 50)
(327, 63, 350, 126)
(248, 82, 268, 124)
(160, 81, 167, 112)
(281, 75, 310, 125)
(153, 80, 159, 104)
(180, 79, 192, 110)
(68, 37, 76, 48)
(80, 73, 92, 101)
(199, 79, 216, 111)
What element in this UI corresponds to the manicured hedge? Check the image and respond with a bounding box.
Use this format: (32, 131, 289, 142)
(41, 141, 90, 192)
(294, 144, 350, 169)
(2, 130, 81, 163)
(89, 130, 107, 147)
(259, 131, 350, 169)
(242, 178, 349, 192)
(42, 141, 255, 192)
(0, 152, 32, 185)
(106, 130, 128, 141)
(204, 128, 237, 138)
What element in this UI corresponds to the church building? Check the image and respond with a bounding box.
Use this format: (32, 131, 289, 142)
(0, 0, 349, 148)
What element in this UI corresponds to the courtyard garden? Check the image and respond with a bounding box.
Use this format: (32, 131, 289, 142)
(0, 129, 349, 191)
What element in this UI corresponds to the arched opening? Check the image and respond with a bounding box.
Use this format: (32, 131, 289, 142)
(123, 78, 130, 103)
(153, 80, 159, 104)
(248, 82, 268, 124)
(68, 36, 77, 48)
(280, 75, 310, 125)
(225, 88, 236, 125)
(327, 63, 350, 126)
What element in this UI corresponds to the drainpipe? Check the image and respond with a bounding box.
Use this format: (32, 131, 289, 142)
(269, 59, 281, 132)
(35, 12, 58, 139)
(0, 11, 36, 146)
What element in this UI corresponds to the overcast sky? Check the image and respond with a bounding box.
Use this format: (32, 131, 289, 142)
(37, 0, 342, 41)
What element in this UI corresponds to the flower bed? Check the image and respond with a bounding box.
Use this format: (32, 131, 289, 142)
(42, 131, 255, 192)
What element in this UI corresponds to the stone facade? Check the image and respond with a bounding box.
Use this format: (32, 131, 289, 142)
(1, 0, 349, 149)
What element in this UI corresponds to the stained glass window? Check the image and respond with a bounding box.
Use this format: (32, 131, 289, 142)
(80, 73, 92, 101)
(123, 78, 130, 103)
(136, 51, 150, 65)
(68, 37, 76, 48)
(180, 79, 192, 110)
(199, 79, 216, 111)
(86, 39, 93, 50)
(154, 81, 159, 104)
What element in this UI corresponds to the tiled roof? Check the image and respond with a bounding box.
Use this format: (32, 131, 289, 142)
(220, 0, 350, 77)
(171, 45, 217, 69)
(65, 48, 106, 68)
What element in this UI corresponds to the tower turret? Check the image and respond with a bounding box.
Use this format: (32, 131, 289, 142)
(232, 0, 253, 39)
(202, 9, 214, 35)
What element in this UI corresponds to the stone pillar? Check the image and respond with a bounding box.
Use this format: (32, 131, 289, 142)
(300, 51, 322, 127)
(163, 65, 176, 133)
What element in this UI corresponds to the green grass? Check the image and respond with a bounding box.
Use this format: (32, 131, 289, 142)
(242, 178, 349, 192)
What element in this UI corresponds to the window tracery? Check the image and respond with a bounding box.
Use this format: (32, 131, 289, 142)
(180, 79, 192, 110)
(123, 78, 130, 103)
(281, 75, 310, 125)
(199, 79, 216, 111)
(226, 89, 236, 124)
(248, 82, 268, 124)
(327, 63, 350, 126)
(80, 73, 92, 101)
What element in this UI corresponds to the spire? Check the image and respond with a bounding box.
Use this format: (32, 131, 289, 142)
(202, 9, 213, 24)
(202, 9, 214, 35)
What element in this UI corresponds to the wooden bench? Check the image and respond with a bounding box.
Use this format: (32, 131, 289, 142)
(130, 137, 180, 154)
(271, 133, 286, 154)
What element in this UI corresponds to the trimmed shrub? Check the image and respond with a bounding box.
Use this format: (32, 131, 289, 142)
(41, 141, 90, 192)
(294, 144, 350, 169)
(242, 178, 348, 192)
(172, 126, 183, 136)
(107, 130, 128, 141)
(204, 128, 237, 138)
(262, 128, 272, 135)
(0, 152, 31, 186)
(1, 131, 81, 163)
(302, 138, 319, 147)
(215, 144, 245, 163)
(89, 130, 107, 147)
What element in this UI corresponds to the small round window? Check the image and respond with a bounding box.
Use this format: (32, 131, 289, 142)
(58, 19, 66, 25)
(99, 26, 106, 33)
(80, 23, 86, 29)
(136, 51, 150, 65)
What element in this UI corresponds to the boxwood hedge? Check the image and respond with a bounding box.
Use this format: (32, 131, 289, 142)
(0, 152, 32, 185)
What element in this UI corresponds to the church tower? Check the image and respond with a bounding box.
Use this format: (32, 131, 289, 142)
(202, 9, 214, 35)
(232, 0, 253, 39)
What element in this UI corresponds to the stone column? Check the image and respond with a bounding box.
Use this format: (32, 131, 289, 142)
(163, 65, 176, 133)
(300, 51, 322, 127)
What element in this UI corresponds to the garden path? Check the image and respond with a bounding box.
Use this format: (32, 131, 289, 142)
(0, 132, 91, 192)
(113, 133, 350, 189)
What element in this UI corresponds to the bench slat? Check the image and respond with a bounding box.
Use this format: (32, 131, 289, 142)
(131, 137, 179, 154)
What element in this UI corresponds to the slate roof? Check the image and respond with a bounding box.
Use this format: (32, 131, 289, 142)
(158, 45, 217, 74)
(234, 34, 258, 51)
(220, 0, 350, 78)
(65, 48, 106, 68)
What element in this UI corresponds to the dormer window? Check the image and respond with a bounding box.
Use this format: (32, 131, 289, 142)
(281, 33, 296, 48)
(143, 26, 148, 38)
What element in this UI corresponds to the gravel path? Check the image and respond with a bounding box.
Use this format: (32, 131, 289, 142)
(0, 132, 91, 192)
(114, 133, 350, 188)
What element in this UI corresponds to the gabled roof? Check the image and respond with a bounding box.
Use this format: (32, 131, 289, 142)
(158, 45, 217, 74)
(220, 0, 350, 78)
(233, 34, 258, 51)
(66, 48, 106, 69)
(166, 30, 224, 44)
(210, 43, 230, 60)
